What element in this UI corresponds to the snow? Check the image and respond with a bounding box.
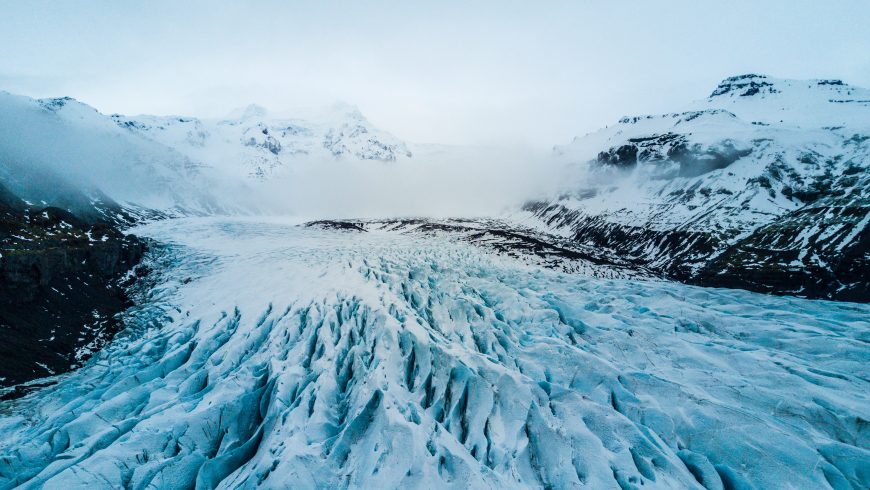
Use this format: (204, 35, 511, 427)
(697, 75, 870, 130)
(1, 217, 867, 489)
(0, 91, 222, 215)
(110, 102, 413, 180)
(546, 75, 870, 234)
(520, 75, 870, 294)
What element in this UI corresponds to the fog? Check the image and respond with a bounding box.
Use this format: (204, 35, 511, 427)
(239, 146, 567, 219)
(0, 93, 182, 209)
(0, 90, 574, 219)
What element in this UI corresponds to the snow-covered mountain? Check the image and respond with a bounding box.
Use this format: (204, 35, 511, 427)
(519, 75, 870, 301)
(4, 77, 867, 302)
(111, 103, 413, 179)
(0, 91, 224, 221)
(1, 91, 414, 221)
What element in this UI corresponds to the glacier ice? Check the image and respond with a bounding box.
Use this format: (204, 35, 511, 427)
(0, 218, 868, 489)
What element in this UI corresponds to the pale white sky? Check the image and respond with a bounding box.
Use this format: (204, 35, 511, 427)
(1, 0, 869, 147)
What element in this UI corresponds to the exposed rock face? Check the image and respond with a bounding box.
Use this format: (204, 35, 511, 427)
(304, 220, 367, 232)
(695, 191, 870, 301)
(522, 186, 870, 302)
(0, 183, 145, 392)
(669, 139, 752, 177)
(710, 74, 779, 97)
(596, 144, 638, 168)
(594, 132, 753, 177)
(243, 124, 283, 155)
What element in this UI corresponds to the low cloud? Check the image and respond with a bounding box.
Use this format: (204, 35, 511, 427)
(236, 146, 566, 219)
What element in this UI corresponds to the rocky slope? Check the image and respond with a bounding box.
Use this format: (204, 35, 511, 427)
(0, 182, 145, 394)
(0, 91, 224, 392)
(520, 75, 870, 301)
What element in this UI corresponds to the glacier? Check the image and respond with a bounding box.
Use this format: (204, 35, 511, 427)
(1, 218, 868, 489)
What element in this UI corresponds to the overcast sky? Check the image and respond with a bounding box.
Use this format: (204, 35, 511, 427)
(1, 1, 869, 147)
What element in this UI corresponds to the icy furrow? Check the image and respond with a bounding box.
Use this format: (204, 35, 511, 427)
(1, 218, 868, 489)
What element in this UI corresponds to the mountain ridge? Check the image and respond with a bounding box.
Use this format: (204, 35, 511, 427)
(110, 101, 413, 179)
(524, 74, 870, 301)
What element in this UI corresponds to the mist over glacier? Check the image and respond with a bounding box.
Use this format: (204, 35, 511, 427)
(244, 146, 564, 219)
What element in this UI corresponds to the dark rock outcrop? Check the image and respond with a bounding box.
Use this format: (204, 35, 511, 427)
(0, 182, 145, 392)
(695, 201, 870, 302)
(305, 220, 367, 232)
(595, 132, 752, 177)
(522, 196, 870, 302)
(669, 140, 752, 177)
(710, 74, 779, 97)
(597, 144, 639, 168)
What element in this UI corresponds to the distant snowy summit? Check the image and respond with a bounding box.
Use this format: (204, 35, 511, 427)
(527, 74, 870, 301)
(111, 101, 413, 179)
(697, 74, 869, 129)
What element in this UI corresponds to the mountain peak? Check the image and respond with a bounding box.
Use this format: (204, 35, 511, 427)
(321, 101, 366, 123)
(35, 96, 101, 116)
(696, 74, 869, 129)
(708, 73, 859, 100)
(226, 103, 269, 120)
(709, 74, 778, 98)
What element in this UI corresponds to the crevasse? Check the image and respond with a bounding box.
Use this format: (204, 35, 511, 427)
(1, 218, 868, 489)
